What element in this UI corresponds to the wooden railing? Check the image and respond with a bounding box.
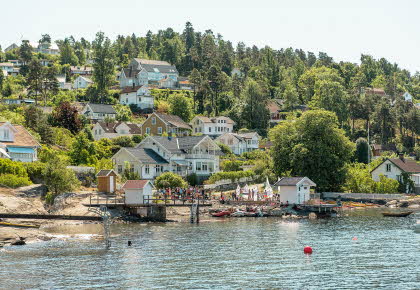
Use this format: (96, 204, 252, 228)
(89, 193, 125, 207)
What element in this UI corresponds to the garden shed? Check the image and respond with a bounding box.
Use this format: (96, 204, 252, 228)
(96, 169, 117, 193)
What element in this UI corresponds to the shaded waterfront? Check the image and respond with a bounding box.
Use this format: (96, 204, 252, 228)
(1, 210, 419, 289)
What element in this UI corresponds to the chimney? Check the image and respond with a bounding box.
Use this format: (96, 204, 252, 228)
(399, 153, 405, 161)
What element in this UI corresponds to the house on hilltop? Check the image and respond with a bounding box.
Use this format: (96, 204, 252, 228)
(119, 58, 178, 89)
(140, 112, 191, 136)
(0, 122, 40, 162)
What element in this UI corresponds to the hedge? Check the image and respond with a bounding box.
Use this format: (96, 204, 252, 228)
(0, 174, 32, 188)
(208, 170, 255, 184)
(0, 159, 28, 177)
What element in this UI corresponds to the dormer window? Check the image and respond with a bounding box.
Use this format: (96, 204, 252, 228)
(152, 117, 156, 125)
(4, 129, 9, 139)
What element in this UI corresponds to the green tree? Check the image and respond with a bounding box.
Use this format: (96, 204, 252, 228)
(92, 32, 115, 102)
(43, 156, 80, 203)
(69, 131, 98, 165)
(355, 138, 369, 164)
(270, 110, 354, 191)
(168, 94, 193, 122)
(114, 104, 132, 121)
(241, 80, 270, 136)
(19, 40, 33, 65)
(60, 38, 79, 65)
(155, 172, 188, 189)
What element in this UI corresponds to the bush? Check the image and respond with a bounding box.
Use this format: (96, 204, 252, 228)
(155, 172, 188, 189)
(221, 160, 243, 172)
(186, 173, 198, 186)
(208, 170, 255, 184)
(23, 162, 46, 183)
(0, 174, 32, 188)
(0, 159, 28, 177)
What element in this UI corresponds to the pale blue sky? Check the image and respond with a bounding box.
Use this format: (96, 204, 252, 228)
(2, 0, 419, 72)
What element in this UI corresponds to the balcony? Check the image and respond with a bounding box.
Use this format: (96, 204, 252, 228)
(185, 154, 216, 159)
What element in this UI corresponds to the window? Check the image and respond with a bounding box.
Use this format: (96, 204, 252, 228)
(157, 127, 162, 135)
(4, 129, 9, 139)
(196, 162, 202, 171)
(145, 165, 150, 174)
(397, 175, 402, 182)
(202, 163, 208, 171)
(125, 98, 128, 103)
(152, 117, 156, 125)
(130, 164, 134, 173)
(145, 127, 151, 134)
(209, 127, 212, 133)
(386, 164, 391, 172)
(117, 165, 123, 174)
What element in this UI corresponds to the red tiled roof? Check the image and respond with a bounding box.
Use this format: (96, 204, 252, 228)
(122, 180, 151, 189)
(121, 86, 142, 94)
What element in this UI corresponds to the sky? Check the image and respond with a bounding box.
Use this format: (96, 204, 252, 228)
(2, 0, 420, 72)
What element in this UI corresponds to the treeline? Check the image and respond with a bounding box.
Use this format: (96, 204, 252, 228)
(0, 22, 419, 144)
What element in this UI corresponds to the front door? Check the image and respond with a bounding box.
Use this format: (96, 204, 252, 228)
(109, 176, 114, 193)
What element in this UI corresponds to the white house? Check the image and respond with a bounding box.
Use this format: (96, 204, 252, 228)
(274, 177, 316, 204)
(190, 116, 235, 137)
(56, 74, 71, 90)
(122, 180, 154, 205)
(215, 132, 260, 155)
(371, 155, 420, 193)
(0, 122, 40, 162)
(0, 62, 15, 74)
(92, 122, 142, 140)
(70, 66, 93, 76)
(119, 85, 154, 109)
(73, 76, 93, 89)
(402, 91, 413, 102)
(119, 58, 178, 88)
(112, 135, 221, 181)
(81, 103, 117, 122)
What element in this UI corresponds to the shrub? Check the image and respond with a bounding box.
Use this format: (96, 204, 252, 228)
(155, 172, 188, 189)
(23, 162, 46, 183)
(0, 159, 28, 177)
(221, 160, 243, 172)
(0, 174, 32, 188)
(208, 170, 255, 184)
(186, 173, 198, 186)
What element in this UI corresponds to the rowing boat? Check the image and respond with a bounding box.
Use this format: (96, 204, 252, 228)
(0, 222, 40, 228)
(382, 211, 413, 217)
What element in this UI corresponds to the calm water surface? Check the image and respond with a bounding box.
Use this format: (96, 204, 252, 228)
(0, 209, 419, 289)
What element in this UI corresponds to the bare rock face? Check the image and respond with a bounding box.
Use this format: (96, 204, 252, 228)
(386, 200, 398, 206)
(408, 204, 420, 209)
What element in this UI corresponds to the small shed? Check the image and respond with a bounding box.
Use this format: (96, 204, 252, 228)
(122, 180, 154, 205)
(96, 169, 117, 193)
(274, 177, 316, 204)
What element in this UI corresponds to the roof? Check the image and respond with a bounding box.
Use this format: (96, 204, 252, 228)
(97, 122, 141, 134)
(0, 122, 40, 148)
(70, 66, 93, 72)
(122, 68, 141, 78)
(363, 87, 387, 96)
(86, 103, 116, 114)
(125, 148, 169, 164)
(274, 177, 316, 187)
(120, 85, 150, 94)
(267, 99, 283, 114)
(371, 144, 397, 152)
(155, 113, 191, 130)
(96, 169, 116, 177)
(237, 132, 259, 139)
(194, 116, 235, 125)
(133, 58, 178, 74)
(77, 76, 93, 83)
(0, 62, 14, 67)
(122, 180, 153, 189)
(145, 136, 219, 154)
(387, 158, 420, 173)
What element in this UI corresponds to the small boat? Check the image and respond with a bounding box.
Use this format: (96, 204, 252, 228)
(231, 211, 245, 217)
(211, 211, 231, 217)
(0, 222, 40, 228)
(382, 211, 413, 217)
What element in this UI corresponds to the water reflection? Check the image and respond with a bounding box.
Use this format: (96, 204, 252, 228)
(0, 210, 419, 289)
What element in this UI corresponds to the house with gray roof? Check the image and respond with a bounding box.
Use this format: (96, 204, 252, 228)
(190, 116, 235, 137)
(119, 58, 179, 89)
(81, 103, 117, 122)
(111, 135, 221, 181)
(215, 132, 260, 155)
(92, 121, 142, 140)
(273, 177, 316, 204)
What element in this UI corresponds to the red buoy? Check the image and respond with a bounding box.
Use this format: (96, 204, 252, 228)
(304, 246, 313, 254)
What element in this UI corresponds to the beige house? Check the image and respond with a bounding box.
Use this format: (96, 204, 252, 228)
(140, 112, 191, 136)
(92, 122, 142, 140)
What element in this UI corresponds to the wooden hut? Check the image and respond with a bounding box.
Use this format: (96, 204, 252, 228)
(96, 169, 117, 193)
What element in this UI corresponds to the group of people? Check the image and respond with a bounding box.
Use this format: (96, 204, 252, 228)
(155, 187, 210, 201)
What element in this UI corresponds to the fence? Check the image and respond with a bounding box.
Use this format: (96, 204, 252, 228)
(322, 192, 408, 200)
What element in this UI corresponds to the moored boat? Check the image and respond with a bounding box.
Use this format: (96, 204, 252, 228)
(382, 211, 413, 217)
(211, 211, 231, 217)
